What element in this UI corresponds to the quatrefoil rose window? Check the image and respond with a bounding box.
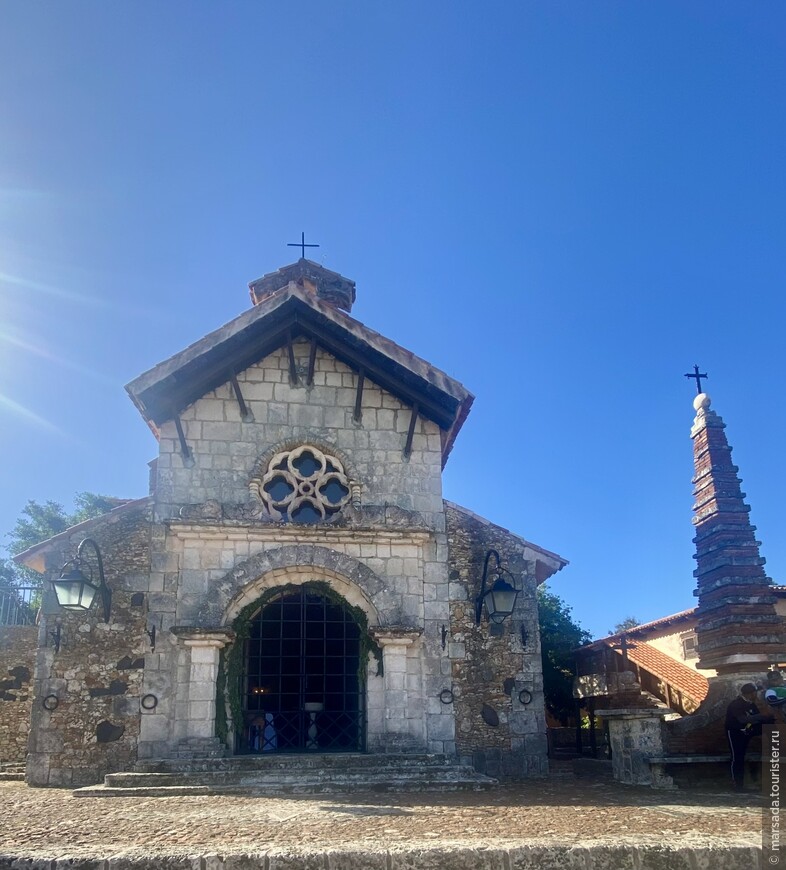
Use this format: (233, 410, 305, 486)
(251, 446, 351, 523)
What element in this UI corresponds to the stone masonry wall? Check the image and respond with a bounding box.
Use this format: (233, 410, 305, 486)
(154, 342, 444, 527)
(0, 625, 37, 764)
(27, 503, 152, 787)
(445, 504, 549, 779)
(665, 676, 749, 757)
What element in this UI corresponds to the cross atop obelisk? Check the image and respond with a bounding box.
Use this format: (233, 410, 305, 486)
(684, 364, 708, 395)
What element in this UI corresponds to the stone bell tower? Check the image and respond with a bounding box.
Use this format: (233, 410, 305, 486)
(690, 391, 782, 675)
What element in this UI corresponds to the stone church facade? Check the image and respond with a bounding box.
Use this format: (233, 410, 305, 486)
(10, 259, 566, 788)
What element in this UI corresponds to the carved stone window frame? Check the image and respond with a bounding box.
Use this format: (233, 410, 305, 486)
(249, 444, 358, 523)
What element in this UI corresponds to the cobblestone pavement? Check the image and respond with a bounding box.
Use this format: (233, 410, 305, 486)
(0, 778, 762, 861)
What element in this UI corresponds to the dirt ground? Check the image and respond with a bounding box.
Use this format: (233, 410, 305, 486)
(0, 778, 763, 860)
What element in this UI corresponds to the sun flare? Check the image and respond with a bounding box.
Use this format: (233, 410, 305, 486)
(0, 392, 60, 432)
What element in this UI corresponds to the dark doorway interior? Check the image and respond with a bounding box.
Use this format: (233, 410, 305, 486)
(237, 585, 365, 753)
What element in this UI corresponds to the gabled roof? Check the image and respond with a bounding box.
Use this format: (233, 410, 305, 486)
(126, 281, 474, 466)
(444, 501, 568, 583)
(13, 497, 153, 574)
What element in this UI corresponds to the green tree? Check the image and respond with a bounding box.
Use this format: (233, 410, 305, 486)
(0, 560, 17, 591)
(609, 616, 641, 635)
(538, 585, 592, 725)
(2, 492, 120, 587)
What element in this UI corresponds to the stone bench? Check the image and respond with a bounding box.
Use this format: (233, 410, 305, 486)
(647, 754, 762, 789)
(648, 754, 761, 764)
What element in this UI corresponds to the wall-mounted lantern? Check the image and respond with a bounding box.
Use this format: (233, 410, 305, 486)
(474, 549, 520, 625)
(52, 538, 111, 622)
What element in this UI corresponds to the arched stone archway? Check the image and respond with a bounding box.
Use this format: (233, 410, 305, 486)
(208, 552, 385, 755)
(173, 545, 426, 756)
(234, 582, 370, 754)
(196, 544, 387, 629)
(222, 565, 380, 629)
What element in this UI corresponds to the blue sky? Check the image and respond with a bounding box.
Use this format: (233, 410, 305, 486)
(1, 2, 784, 638)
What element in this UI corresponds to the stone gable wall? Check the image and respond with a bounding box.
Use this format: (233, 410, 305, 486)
(154, 342, 444, 527)
(27, 505, 152, 787)
(0, 624, 37, 765)
(445, 504, 548, 779)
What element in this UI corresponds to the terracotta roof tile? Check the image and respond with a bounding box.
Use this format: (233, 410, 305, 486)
(609, 640, 709, 705)
(576, 608, 698, 653)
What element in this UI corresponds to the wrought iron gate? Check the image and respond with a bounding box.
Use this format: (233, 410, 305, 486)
(237, 586, 365, 753)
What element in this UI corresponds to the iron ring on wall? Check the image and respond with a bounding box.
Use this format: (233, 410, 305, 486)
(42, 694, 59, 712)
(439, 689, 454, 705)
(141, 694, 158, 711)
(518, 689, 533, 705)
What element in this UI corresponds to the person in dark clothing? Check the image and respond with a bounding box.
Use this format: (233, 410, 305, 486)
(725, 682, 773, 791)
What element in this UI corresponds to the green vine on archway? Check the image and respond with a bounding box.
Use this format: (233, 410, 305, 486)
(215, 581, 382, 745)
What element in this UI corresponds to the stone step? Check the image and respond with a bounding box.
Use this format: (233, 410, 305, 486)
(135, 752, 458, 774)
(75, 774, 495, 798)
(73, 753, 497, 797)
(546, 759, 575, 779)
(0, 763, 25, 781)
(104, 764, 487, 789)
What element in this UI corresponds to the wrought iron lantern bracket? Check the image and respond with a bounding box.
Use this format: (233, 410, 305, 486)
(474, 549, 520, 625)
(52, 537, 112, 622)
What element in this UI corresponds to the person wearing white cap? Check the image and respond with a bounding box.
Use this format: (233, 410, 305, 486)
(725, 683, 773, 791)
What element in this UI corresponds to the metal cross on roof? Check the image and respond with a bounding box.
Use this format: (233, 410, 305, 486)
(287, 232, 320, 260)
(684, 364, 708, 394)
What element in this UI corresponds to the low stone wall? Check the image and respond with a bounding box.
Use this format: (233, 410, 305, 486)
(665, 678, 736, 756)
(0, 624, 37, 764)
(0, 844, 760, 869)
(602, 679, 764, 789)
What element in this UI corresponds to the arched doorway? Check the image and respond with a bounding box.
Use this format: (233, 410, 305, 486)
(238, 584, 365, 753)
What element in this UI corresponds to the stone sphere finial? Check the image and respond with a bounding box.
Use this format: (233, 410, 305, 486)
(693, 392, 711, 411)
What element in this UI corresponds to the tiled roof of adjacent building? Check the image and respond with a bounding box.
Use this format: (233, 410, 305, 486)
(623, 640, 709, 705)
(576, 608, 697, 653)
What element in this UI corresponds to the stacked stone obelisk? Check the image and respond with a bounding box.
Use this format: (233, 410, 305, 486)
(605, 388, 784, 779)
(690, 391, 782, 676)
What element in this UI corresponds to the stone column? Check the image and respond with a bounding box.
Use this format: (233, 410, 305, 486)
(600, 708, 673, 788)
(171, 627, 234, 755)
(371, 627, 423, 752)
